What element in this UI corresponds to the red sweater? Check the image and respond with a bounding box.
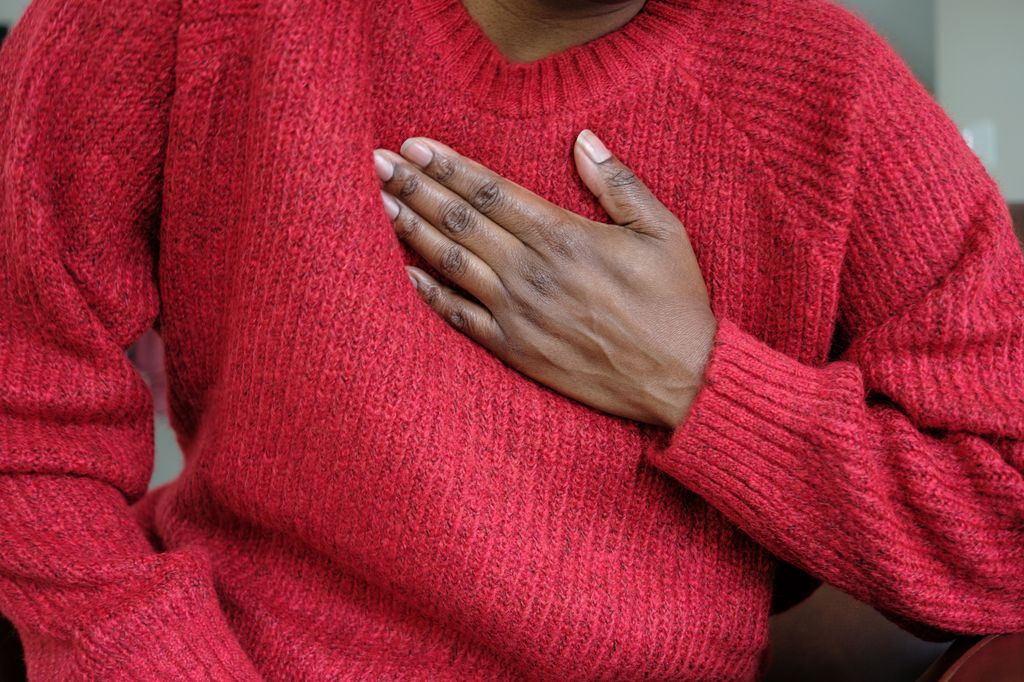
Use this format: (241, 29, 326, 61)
(1, 0, 1022, 679)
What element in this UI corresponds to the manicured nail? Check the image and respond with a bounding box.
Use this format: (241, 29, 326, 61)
(578, 129, 611, 164)
(401, 138, 433, 167)
(406, 267, 420, 290)
(373, 150, 394, 181)
(380, 190, 399, 220)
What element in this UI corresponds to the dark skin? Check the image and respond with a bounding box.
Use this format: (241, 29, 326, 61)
(372, 0, 717, 430)
(460, 0, 648, 63)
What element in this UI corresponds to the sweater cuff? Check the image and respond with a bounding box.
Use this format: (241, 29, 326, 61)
(20, 548, 263, 681)
(644, 317, 831, 529)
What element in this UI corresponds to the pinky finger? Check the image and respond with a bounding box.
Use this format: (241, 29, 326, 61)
(406, 266, 506, 350)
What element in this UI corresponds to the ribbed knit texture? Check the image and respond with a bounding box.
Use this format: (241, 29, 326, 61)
(1, 0, 1022, 679)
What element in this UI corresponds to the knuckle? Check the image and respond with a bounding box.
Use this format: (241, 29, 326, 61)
(509, 295, 544, 328)
(438, 243, 469, 277)
(426, 154, 457, 183)
(532, 212, 573, 259)
(397, 169, 421, 198)
(421, 282, 443, 307)
(535, 210, 565, 236)
(448, 308, 468, 330)
(469, 179, 503, 215)
(394, 212, 422, 240)
(439, 199, 474, 235)
(542, 227, 578, 260)
(517, 259, 558, 298)
(606, 166, 638, 189)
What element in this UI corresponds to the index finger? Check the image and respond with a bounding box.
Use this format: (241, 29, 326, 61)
(399, 136, 569, 249)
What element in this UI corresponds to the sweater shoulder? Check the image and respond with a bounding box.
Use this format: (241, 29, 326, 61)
(691, 0, 902, 126)
(685, 0, 913, 226)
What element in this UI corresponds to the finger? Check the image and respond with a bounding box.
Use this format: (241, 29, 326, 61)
(406, 265, 506, 351)
(382, 190, 506, 311)
(375, 148, 526, 272)
(398, 136, 574, 251)
(573, 128, 675, 238)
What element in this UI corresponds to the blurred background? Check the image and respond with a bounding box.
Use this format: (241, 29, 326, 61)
(0, 1, 1020, 680)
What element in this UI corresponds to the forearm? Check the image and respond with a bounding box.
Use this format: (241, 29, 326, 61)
(0, 476, 262, 680)
(646, 314, 1024, 632)
(0, 0, 262, 676)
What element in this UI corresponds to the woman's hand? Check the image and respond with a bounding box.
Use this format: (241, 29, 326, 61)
(372, 130, 716, 430)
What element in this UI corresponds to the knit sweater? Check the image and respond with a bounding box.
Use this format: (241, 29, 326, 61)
(1, 0, 1023, 679)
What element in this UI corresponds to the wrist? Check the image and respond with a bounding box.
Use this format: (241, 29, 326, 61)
(655, 307, 717, 429)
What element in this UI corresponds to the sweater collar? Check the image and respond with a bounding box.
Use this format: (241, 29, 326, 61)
(407, 0, 700, 119)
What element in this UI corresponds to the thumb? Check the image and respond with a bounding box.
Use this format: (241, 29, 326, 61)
(573, 129, 672, 236)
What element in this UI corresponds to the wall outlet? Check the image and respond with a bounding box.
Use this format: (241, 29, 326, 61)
(961, 119, 998, 170)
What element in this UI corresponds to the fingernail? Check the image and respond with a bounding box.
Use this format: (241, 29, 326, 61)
(578, 129, 611, 164)
(381, 191, 399, 220)
(401, 138, 433, 167)
(406, 268, 419, 290)
(373, 150, 394, 181)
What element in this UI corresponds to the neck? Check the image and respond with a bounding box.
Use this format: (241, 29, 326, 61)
(460, 0, 648, 63)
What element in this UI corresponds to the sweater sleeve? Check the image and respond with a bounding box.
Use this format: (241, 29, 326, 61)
(644, 33, 1024, 635)
(0, 1, 262, 679)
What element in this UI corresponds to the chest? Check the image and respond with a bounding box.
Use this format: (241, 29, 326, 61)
(150, 9, 833, 671)
(158, 0, 845, 521)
